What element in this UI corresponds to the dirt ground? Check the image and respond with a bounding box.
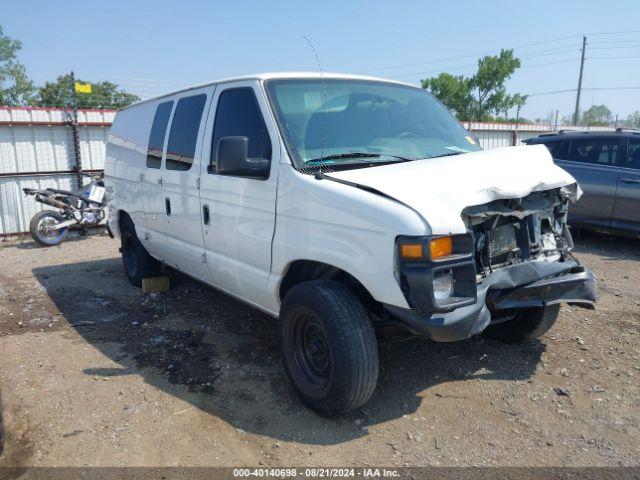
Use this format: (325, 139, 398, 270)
(0, 230, 638, 468)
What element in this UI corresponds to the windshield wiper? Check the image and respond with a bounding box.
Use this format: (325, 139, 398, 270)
(306, 152, 414, 164)
(429, 151, 465, 159)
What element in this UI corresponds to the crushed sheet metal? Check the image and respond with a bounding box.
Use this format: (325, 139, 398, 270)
(385, 259, 595, 342)
(326, 145, 580, 235)
(462, 186, 578, 220)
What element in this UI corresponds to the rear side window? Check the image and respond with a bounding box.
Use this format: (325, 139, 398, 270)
(628, 139, 640, 170)
(210, 88, 271, 171)
(166, 94, 207, 171)
(568, 138, 622, 166)
(552, 141, 571, 160)
(146, 101, 173, 169)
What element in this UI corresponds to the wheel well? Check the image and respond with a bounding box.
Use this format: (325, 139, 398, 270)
(279, 260, 375, 307)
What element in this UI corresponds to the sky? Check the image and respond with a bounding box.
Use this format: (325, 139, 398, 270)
(2, 0, 640, 123)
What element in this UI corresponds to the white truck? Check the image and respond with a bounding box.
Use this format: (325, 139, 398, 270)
(105, 73, 597, 415)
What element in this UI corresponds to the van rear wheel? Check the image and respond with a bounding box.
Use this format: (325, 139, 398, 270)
(120, 217, 161, 287)
(279, 280, 379, 416)
(484, 304, 561, 343)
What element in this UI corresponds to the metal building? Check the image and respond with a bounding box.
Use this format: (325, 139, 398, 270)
(0, 107, 114, 236)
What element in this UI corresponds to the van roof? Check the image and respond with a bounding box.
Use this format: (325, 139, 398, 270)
(122, 72, 418, 110)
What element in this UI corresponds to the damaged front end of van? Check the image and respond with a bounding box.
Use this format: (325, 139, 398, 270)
(387, 183, 597, 342)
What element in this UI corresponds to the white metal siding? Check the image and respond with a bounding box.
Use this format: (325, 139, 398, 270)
(0, 107, 115, 235)
(0, 174, 77, 235)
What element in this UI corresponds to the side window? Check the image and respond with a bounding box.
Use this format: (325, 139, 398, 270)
(146, 101, 173, 169)
(628, 139, 640, 170)
(210, 87, 271, 171)
(568, 138, 622, 166)
(553, 141, 571, 160)
(165, 94, 207, 171)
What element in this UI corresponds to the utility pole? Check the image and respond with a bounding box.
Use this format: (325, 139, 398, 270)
(554, 109, 559, 131)
(512, 103, 521, 146)
(615, 114, 619, 129)
(69, 70, 83, 189)
(573, 36, 587, 126)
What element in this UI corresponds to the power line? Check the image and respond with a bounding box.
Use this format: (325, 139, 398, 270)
(586, 29, 640, 36)
(386, 54, 581, 80)
(590, 39, 640, 45)
(588, 55, 640, 60)
(526, 86, 640, 97)
(357, 35, 583, 75)
(358, 30, 640, 78)
(589, 45, 640, 50)
(519, 58, 579, 69)
(110, 75, 186, 85)
(527, 88, 577, 97)
(585, 86, 640, 91)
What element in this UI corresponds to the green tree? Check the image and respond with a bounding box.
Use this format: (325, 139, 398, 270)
(623, 110, 640, 129)
(472, 49, 522, 120)
(581, 104, 612, 126)
(421, 73, 474, 119)
(34, 74, 140, 109)
(0, 25, 36, 105)
(422, 49, 525, 121)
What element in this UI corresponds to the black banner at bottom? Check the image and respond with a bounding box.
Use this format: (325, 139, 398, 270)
(0, 467, 639, 480)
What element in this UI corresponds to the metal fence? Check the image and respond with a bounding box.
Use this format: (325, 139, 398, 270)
(465, 121, 615, 149)
(0, 106, 617, 236)
(0, 107, 114, 236)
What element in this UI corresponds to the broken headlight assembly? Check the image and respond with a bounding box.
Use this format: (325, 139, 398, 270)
(396, 235, 477, 313)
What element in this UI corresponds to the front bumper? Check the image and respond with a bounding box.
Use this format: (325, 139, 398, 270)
(385, 259, 597, 342)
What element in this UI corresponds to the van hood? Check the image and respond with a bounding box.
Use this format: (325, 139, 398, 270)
(325, 144, 580, 235)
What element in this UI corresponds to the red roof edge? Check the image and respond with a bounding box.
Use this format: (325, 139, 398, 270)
(0, 105, 117, 113)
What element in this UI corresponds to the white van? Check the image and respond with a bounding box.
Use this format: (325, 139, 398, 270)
(105, 73, 597, 415)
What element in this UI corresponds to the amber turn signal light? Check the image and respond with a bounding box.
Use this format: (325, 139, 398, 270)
(400, 243, 424, 260)
(429, 236, 453, 259)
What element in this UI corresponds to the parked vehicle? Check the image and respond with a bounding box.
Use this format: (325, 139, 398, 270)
(23, 172, 107, 246)
(524, 129, 640, 236)
(105, 73, 597, 415)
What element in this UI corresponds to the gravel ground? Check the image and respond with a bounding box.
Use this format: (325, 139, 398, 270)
(0, 231, 638, 468)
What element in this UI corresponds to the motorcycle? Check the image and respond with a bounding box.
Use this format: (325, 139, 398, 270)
(23, 172, 107, 247)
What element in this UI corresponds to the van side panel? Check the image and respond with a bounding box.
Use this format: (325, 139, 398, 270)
(268, 165, 429, 313)
(105, 101, 159, 240)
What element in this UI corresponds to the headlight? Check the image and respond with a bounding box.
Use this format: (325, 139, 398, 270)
(396, 234, 477, 313)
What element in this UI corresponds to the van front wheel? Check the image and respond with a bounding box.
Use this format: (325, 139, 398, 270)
(484, 304, 561, 343)
(279, 280, 379, 416)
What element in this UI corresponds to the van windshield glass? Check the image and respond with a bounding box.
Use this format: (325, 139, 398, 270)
(265, 79, 480, 169)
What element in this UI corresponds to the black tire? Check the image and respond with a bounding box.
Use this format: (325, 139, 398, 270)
(279, 280, 379, 416)
(484, 304, 561, 343)
(120, 217, 161, 287)
(29, 210, 69, 247)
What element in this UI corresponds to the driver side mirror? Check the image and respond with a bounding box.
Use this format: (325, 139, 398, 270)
(211, 136, 270, 179)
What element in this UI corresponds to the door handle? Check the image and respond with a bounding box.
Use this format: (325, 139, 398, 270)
(202, 205, 210, 225)
(157, 177, 164, 186)
(620, 177, 640, 184)
(165, 197, 171, 215)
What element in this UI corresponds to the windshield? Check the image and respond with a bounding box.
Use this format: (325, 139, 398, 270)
(265, 78, 481, 170)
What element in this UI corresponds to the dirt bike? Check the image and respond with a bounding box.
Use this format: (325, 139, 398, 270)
(23, 172, 107, 247)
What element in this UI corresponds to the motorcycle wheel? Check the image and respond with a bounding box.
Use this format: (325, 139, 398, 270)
(29, 211, 69, 247)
